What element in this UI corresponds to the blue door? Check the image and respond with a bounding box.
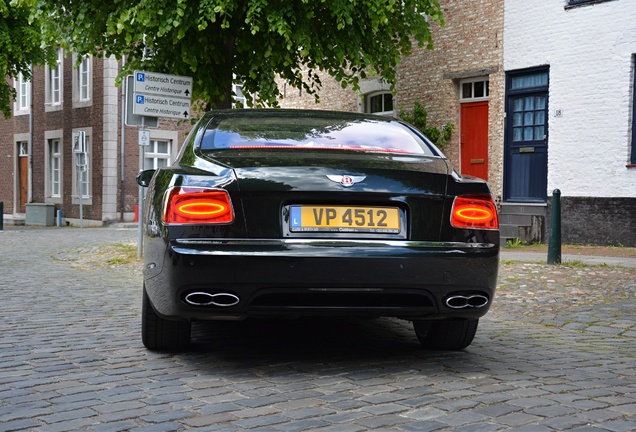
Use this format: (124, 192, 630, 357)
(504, 68, 549, 202)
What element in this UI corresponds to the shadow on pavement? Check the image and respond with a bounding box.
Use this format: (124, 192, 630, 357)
(185, 317, 468, 365)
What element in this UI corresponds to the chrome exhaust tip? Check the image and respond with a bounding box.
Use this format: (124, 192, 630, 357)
(445, 294, 489, 309)
(184, 292, 240, 307)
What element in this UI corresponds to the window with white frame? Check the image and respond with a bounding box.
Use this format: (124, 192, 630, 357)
(15, 72, 30, 113)
(233, 83, 246, 108)
(365, 92, 394, 115)
(44, 130, 63, 203)
(72, 131, 91, 202)
(72, 54, 92, 107)
(79, 135, 90, 198)
(144, 139, 172, 169)
(51, 49, 62, 104)
(78, 57, 90, 102)
(49, 139, 62, 198)
(460, 78, 489, 102)
(18, 141, 28, 156)
(78, 148, 90, 198)
(46, 48, 63, 110)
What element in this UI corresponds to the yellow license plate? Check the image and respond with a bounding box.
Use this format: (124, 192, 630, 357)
(290, 205, 401, 233)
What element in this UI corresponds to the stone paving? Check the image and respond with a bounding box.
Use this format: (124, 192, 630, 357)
(1, 227, 635, 431)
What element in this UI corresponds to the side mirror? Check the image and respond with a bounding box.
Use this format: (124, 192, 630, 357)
(136, 170, 156, 187)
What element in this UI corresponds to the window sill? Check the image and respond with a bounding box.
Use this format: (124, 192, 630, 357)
(73, 100, 93, 109)
(72, 197, 93, 206)
(45, 197, 63, 205)
(45, 103, 63, 113)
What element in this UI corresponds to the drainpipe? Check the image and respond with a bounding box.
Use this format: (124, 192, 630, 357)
(120, 56, 126, 221)
(28, 72, 33, 205)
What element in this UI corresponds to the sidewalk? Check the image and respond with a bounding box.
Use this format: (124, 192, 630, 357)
(501, 249, 636, 268)
(114, 223, 636, 268)
(4, 223, 636, 268)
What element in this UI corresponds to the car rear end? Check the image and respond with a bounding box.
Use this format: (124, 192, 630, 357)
(140, 110, 499, 350)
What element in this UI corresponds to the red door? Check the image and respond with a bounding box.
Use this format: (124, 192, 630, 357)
(460, 101, 489, 180)
(18, 153, 28, 213)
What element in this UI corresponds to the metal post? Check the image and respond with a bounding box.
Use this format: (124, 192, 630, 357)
(138, 117, 145, 258)
(120, 56, 127, 222)
(547, 189, 561, 264)
(79, 172, 83, 228)
(0, 201, 3, 231)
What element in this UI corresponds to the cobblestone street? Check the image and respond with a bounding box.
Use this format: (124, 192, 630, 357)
(1, 227, 635, 431)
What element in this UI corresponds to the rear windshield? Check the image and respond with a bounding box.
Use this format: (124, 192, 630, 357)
(200, 113, 436, 156)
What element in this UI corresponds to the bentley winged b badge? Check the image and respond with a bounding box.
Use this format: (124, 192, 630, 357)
(326, 175, 366, 187)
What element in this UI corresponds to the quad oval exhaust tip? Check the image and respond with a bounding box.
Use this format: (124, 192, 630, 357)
(184, 292, 240, 307)
(445, 294, 489, 309)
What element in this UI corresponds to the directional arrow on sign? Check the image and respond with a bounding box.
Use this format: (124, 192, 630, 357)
(134, 71, 193, 98)
(132, 70, 193, 120)
(133, 93, 192, 120)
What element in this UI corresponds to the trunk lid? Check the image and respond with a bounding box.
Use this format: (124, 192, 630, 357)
(201, 150, 450, 241)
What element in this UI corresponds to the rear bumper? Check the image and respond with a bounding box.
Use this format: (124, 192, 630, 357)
(143, 238, 499, 321)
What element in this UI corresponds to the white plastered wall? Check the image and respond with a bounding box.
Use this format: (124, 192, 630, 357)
(504, 0, 636, 198)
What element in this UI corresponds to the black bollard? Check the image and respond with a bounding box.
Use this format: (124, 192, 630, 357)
(547, 189, 561, 264)
(0, 201, 3, 230)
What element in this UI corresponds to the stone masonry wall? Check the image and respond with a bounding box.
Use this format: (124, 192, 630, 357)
(0, 85, 29, 214)
(0, 56, 193, 224)
(277, 0, 505, 198)
(547, 196, 636, 247)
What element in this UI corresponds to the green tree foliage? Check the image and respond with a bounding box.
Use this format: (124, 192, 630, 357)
(0, 0, 54, 118)
(399, 101, 454, 152)
(35, 0, 444, 111)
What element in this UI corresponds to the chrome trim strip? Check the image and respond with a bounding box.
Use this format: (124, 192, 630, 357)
(173, 238, 496, 249)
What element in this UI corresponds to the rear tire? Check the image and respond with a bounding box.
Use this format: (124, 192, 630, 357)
(413, 318, 478, 350)
(142, 287, 191, 351)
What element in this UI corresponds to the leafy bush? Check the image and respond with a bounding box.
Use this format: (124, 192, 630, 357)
(399, 101, 454, 152)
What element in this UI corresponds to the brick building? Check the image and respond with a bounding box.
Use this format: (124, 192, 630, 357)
(504, 0, 635, 246)
(0, 53, 190, 226)
(3, 0, 635, 245)
(279, 0, 505, 203)
(278, 0, 636, 246)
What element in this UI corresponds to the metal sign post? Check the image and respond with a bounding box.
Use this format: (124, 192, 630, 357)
(138, 117, 148, 258)
(126, 70, 193, 258)
(78, 165, 83, 228)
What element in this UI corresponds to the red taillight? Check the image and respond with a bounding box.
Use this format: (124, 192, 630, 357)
(163, 187, 234, 224)
(451, 195, 498, 230)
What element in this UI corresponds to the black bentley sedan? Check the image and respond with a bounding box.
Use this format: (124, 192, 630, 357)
(137, 109, 499, 351)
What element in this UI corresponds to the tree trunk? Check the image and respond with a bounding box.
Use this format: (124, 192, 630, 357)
(214, 79, 233, 109)
(208, 30, 236, 110)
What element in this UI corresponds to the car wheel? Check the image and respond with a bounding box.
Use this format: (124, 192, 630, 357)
(142, 287, 191, 351)
(413, 318, 479, 350)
